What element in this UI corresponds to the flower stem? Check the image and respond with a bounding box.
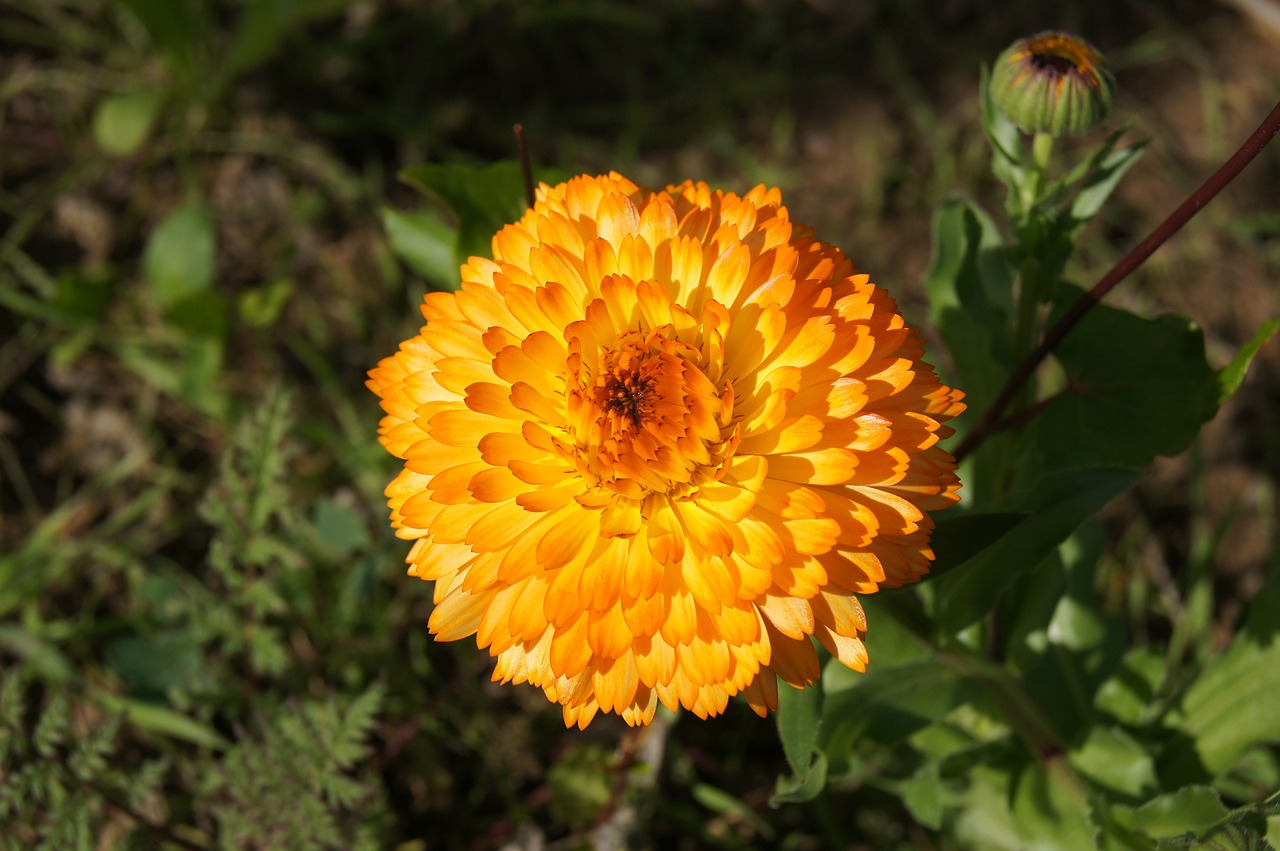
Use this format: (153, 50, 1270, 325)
(954, 96, 1280, 464)
(1031, 131, 1055, 172)
(514, 123, 535, 208)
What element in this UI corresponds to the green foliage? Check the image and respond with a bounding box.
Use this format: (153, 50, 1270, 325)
(92, 91, 163, 155)
(201, 682, 388, 851)
(771, 47, 1280, 851)
(4, 4, 1277, 849)
(143, 204, 217, 308)
(0, 669, 161, 851)
(548, 743, 615, 828)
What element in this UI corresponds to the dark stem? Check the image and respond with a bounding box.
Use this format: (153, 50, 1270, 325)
(985, 381, 1085, 438)
(514, 123, 535, 208)
(954, 97, 1280, 463)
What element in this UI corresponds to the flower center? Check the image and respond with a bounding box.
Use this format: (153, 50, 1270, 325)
(602, 372, 653, 424)
(1024, 33, 1102, 87)
(563, 320, 738, 499)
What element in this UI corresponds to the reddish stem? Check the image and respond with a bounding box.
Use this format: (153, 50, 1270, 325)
(954, 97, 1280, 463)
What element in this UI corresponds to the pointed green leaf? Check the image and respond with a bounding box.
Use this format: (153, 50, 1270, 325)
(770, 750, 828, 805)
(776, 679, 823, 779)
(382, 207, 458, 288)
(97, 693, 229, 750)
(1068, 139, 1147, 223)
(400, 161, 531, 269)
(1219, 318, 1279, 403)
(929, 467, 1140, 633)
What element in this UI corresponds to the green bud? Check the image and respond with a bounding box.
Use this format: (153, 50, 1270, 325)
(990, 31, 1115, 137)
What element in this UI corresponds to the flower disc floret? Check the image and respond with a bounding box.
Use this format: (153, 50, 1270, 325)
(369, 173, 965, 727)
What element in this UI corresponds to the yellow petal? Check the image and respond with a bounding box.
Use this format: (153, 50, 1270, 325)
(758, 594, 813, 640)
(550, 613, 592, 679)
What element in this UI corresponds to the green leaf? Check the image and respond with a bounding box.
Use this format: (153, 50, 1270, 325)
(928, 467, 1140, 633)
(776, 680, 823, 779)
(143, 205, 217, 307)
(693, 784, 776, 838)
(117, 336, 227, 417)
(1008, 761, 1099, 851)
(1068, 726, 1159, 799)
(399, 161, 532, 270)
(313, 498, 370, 559)
(1067, 136, 1147, 223)
(92, 91, 163, 155)
(548, 744, 613, 827)
(117, 0, 207, 77)
(928, 511, 1027, 579)
(821, 658, 973, 761)
(51, 271, 113, 321)
(1016, 527, 1126, 742)
(900, 761, 944, 830)
(0, 626, 77, 685)
(1113, 786, 1229, 840)
(224, 0, 352, 79)
(1095, 647, 1167, 726)
(954, 765, 1024, 851)
(163, 289, 229, 338)
(1219, 318, 1279, 403)
(97, 692, 229, 750)
(1160, 573, 1280, 783)
(238, 279, 295, 329)
(953, 759, 1101, 851)
(1021, 289, 1220, 479)
(382, 207, 458, 288)
(923, 199, 1015, 418)
(105, 630, 203, 698)
(770, 750, 828, 806)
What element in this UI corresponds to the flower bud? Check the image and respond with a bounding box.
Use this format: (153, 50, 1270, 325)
(991, 31, 1115, 137)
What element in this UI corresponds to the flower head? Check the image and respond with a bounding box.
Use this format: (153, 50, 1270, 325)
(369, 173, 964, 728)
(991, 31, 1115, 136)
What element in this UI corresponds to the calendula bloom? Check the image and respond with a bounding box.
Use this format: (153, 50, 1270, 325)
(369, 173, 964, 728)
(991, 31, 1114, 136)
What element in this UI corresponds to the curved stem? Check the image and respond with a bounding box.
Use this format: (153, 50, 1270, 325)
(954, 97, 1280, 464)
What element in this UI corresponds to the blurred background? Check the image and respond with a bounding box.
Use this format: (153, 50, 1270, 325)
(2, 1, 1278, 848)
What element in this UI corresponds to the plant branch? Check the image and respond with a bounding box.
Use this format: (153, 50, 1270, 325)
(514, 123, 535, 209)
(954, 97, 1280, 463)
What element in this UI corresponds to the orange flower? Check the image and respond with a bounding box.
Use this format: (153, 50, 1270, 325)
(369, 173, 964, 728)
